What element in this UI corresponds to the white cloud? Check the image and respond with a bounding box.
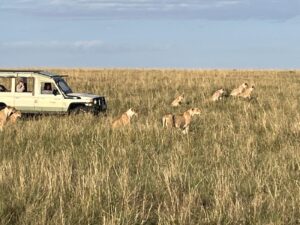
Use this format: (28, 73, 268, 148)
(0, 40, 104, 51)
(0, 40, 169, 53)
(1, 0, 300, 20)
(0, 0, 244, 13)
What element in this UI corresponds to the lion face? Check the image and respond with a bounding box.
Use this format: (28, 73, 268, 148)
(190, 108, 201, 116)
(127, 108, 138, 118)
(242, 83, 248, 89)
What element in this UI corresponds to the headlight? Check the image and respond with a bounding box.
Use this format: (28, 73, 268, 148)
(93, 99, 98, 104)
(85, 102, 93, 106)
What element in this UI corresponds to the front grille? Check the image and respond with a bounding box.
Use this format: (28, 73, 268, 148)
(94, 97, 107, 111)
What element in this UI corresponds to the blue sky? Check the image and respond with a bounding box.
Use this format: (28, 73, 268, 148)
(0, 0, 300, 69)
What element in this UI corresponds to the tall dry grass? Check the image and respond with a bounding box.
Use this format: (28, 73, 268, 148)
(1, 69, 300, 224)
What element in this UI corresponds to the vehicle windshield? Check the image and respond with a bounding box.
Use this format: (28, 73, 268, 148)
(55, 78, 72, 94)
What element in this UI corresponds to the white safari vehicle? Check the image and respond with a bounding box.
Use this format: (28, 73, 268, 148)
(0, 70, 107, 115)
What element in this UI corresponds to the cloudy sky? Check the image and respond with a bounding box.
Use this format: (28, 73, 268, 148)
(1, 0, 300, 68)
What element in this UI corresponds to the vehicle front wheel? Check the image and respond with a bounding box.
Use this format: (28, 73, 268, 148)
(69, 105, 89, 115)
(0, 103, 6, 110)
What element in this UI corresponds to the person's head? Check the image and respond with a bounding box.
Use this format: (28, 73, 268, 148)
(44, 83, 52, 90)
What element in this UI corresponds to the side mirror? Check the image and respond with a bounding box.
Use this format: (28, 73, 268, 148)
(53, 89, 58, 96)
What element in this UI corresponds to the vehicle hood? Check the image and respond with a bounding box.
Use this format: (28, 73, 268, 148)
(67, 93, 101, 100)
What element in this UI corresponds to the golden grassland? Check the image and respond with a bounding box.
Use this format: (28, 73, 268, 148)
(1, 68, 300, 225)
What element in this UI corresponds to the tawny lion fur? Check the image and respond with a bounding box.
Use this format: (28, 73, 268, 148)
(171, 93, 184, 107)
(112, 108, 137, 128)
(0, 106, 17, 131)
(211, 88, 225, 102)
(162, 114, 175, 128)
(7, 110, 22, 124)
(238, 85, 255, 99)
(230, 83, 248, 96)
(162, 107, 201, 134)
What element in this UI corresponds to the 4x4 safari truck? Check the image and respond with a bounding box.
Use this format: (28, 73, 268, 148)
(0, 70, 107, 115)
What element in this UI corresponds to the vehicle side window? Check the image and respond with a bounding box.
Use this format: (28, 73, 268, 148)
(41, 82, 59, 95)
(15, 77, 34, 93)
(0, 77, 12, 92)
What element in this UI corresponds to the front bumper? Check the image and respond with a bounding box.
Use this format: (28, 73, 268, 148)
(92, 96, 107, 115)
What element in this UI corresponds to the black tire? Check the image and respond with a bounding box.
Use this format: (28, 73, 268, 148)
(69, 105, 89, 115)
(0, 103, 6, 110)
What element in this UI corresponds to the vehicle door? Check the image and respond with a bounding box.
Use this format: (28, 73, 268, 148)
(0, 76, 14, 107)
(34, 80, 65, 112)
(14, 77, 36, 113)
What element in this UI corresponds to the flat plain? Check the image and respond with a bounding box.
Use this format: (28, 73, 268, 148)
(1, 69, 300, 225)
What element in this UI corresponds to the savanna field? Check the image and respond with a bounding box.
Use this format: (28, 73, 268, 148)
(1, 69, 300, 225)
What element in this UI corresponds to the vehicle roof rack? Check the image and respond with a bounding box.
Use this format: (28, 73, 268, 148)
(0, 69, 67, 78)
(0, 69, 43, 73)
